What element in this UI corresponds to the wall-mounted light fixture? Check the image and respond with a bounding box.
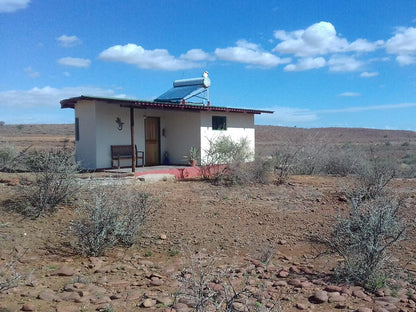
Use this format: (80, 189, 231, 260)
(115, 117, 124, 131)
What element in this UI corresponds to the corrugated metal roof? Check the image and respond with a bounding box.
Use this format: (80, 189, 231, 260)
(60, 95, 273, 115)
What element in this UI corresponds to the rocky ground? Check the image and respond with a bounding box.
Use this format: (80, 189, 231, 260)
(1, 174, 416, 312)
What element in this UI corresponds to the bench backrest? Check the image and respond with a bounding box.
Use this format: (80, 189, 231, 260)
(111, 145, 136, 157)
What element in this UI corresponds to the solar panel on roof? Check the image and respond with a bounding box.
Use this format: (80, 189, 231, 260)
(154, 72, 210, 104)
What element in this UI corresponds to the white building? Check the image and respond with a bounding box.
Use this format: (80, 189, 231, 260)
(60, 74, 272, 170)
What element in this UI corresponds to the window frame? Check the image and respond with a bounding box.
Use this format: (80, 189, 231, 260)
(212, 116, 227, 131)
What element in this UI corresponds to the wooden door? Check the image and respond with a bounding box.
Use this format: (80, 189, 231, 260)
(145, 117, 160, 166)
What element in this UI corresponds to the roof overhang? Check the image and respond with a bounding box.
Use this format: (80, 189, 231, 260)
(60, 95, 273, 115)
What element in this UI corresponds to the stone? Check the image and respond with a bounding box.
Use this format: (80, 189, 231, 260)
(310, 290, 328, 304)
(160, 234, 167, 240)
(150, 277, 163, 286)
(278, 270, 290, 278)
(142, 298, 156, 308)
(55, 265, 75, 277)
(21, 303, 35, 311)
(353, 289, 372, 302)
(295, 302, 307, 310)
(328, 292, 347, 303)
(325, 285, 343, 292)
(355, 308, 373, 312)
(37, 289, 57, 301)
(232, 302, 245, 312)
(157, 296, 174, 306)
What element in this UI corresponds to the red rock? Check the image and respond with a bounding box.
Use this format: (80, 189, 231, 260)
(353, 289, 372, 302)
(55, 265, 75, 277)
(311, 290, 328, 304)
(278, 270, 290, 278)
(325, 285, 343, 292)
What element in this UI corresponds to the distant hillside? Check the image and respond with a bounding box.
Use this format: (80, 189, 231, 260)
(255, 125, 416, 145)
(1, 123, 415, 150)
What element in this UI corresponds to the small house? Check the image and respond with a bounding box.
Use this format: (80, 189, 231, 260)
(60, 73, 272, 170)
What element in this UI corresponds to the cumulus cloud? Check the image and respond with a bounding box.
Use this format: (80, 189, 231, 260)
(57, 35, 82, 47)
(0, 86, 127, 124)
(0, 0, 30, 13)
(0, 86, 126, 109)
(98, 43, 202, 70)
(273, 21, 381, 57)
(360, 71, 379, 77)
(339, 92, 361, 97)
(58, 57, 91, 68)
(215, 39, 290, 68)
(284, 57, 326, 71)
(385, 27, 416, 65)
(328, 55, 363, 72)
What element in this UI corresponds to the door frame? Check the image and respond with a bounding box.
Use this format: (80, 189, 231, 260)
(144, 117, 161, 166)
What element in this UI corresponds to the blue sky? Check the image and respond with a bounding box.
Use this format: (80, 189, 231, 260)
(1, 0, 416, 130)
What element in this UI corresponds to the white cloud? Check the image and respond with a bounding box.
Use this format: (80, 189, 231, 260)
(0, 0, 30, 13)
(396, 54, 416, 65)
(98, 43, 202, 71)
(0, 86, 128, 124)
(328, 55, 363, 72)
(180, 49, 214, 61)
(284, 57, 326, 71)
(339, 92, 361, 97)
(57, 35, 82, 47)
(256, 106, 318, 125)
(58, 57, 91, 68)
(385, 27, 416, 65)
(319, 102, 416, 113)
(215, 39, 290, 68)
(347, 39, 384, 52)
(0, 86, 126, 109)
(273, 21, 381, 57)
(360, 71, 379, 77)
(24, 66, 40, 78)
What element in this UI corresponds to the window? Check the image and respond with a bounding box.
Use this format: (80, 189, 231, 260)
(212, 116, 227, 130)
(75, 118, 80, 141)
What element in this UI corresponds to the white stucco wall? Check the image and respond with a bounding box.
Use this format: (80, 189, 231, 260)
(75, 101, 97, 169)
(163, 110, 201, 165)
(200, 112, 255, 162)
(74, 100, 256, 169)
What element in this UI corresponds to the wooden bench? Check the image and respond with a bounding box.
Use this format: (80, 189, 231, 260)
(111, 145, 144, 169)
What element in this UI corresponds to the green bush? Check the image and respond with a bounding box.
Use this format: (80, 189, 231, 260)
(71, 182, 157, 256)
(201, 136, 252, 185)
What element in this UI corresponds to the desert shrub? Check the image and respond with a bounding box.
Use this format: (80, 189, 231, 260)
(347, 149, 396, 201)
(0, 144, 30, 172)
(322, 145, 362, 176)
(325, 195, 407, 291)
(201, 136, 252, 185)
(0, 245, 24, 293)
(14, 149, 79, 218)
(71, 182, 157, 256)
(177, 251, 281, 311)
